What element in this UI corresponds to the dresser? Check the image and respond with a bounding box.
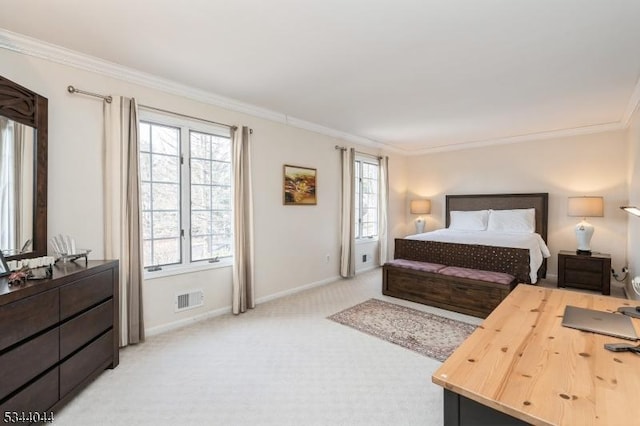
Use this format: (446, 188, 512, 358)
(0, 260, 119, 423)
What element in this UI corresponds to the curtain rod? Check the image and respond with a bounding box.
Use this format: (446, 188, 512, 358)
(67, 85, 112, 103)
(139, 104, 240, 132)
(335, 145, 382, 160)
(67, 86, 246, 133)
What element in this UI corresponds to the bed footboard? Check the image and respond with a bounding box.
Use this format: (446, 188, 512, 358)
(382, 264, 516, 318)
(394, 239, 531, 283)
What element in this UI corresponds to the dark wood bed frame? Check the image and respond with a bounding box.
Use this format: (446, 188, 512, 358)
(446, 192, 549, 279)
(383, 193, 549, 317)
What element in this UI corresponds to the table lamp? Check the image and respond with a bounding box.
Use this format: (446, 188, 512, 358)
(567, 196, 603, 255)
(410, 199, 431, 234)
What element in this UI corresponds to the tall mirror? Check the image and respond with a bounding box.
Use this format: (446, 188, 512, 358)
(0, 75, 48, 261)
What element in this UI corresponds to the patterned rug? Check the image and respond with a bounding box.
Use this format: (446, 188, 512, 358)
(328, 298, 477, 362)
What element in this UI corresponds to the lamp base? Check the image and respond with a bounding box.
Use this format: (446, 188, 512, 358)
(575, 220, 594, 253)
(576, 249, 592, 256)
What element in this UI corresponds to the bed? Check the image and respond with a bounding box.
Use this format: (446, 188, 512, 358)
(406, 192, 551, 283)
(382, 193, 550, 317)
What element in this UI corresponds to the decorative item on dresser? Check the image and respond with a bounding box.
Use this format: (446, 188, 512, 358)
(557, 250, 611, 295)
(0, 260, 119, 422)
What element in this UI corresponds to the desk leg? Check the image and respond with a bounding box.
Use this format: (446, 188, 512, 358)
(443, 389, 460, 426)
(443, 389, 528, 426)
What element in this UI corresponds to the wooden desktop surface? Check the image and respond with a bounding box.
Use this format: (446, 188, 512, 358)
(432, 285, 640, 426)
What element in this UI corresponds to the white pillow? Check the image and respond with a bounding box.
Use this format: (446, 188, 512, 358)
(449, 210, 489, 231)
(487, 208, 536, 233)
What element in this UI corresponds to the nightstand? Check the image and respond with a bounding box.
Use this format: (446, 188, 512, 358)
(557, 250, 611, 295)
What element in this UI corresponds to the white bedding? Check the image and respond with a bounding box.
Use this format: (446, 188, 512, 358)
(405, 229, 551, 283)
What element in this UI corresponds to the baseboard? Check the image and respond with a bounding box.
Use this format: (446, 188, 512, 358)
(356, 264, 379, 274)
(255, 275, 341, 304)
(145, 274, 342, 336)
(145, 305, 232, 337)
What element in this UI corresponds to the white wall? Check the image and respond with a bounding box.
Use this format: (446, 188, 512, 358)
(405, 131, 630, 281)
(627, 108, 640, 299)
(0, 47, 407, 333)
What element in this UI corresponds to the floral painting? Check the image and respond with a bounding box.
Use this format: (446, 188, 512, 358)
(283, 165, 317, 205)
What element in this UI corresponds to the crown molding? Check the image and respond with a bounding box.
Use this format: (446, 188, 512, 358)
(622, 74, 640, 127)
(0, 28, 396, 152)
(405, 121, 627, 156)
(283, 115, 405, 154)
(0, 28, 635, 157)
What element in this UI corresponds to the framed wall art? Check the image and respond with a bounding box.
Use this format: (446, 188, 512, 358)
(283, 165, 317, 205)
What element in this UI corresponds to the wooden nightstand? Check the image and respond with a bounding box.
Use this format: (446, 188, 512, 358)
(557, 250, 611, 295)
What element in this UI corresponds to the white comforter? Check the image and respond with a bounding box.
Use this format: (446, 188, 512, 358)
(405, 229, 551, 283)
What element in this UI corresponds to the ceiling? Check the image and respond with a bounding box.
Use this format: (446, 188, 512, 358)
(2, 0, 640, 154)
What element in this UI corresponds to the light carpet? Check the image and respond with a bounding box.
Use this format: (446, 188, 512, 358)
(52, 268, 482, 426)
(328, 299, 476, 362)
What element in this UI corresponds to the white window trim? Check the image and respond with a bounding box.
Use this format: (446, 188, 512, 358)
(356, 236, 379, 244)
(354, 155, 379, 241)
(139, 108, 233, 278)
(144, 257, 233, 280)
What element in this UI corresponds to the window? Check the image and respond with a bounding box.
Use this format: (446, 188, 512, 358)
(139, 112, 232, 272)
(354, 157, 379, 239)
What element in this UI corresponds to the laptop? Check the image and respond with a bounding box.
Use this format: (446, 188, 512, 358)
(561, 305, 639, 341)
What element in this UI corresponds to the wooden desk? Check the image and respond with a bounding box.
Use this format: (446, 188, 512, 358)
(432, 285, 640, 426)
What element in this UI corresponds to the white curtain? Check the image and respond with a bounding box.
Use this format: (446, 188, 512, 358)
(0, 118, 32, 254)
(0, 117, 15, 251)
(378, 156, 389, 264)
(232, 126, 255, 314)
(17, 124, 33, 249)
(340, 148, 356, 278)
(104, 97, 144, 345)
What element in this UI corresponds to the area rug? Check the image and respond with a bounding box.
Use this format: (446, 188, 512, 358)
(328, 299, 477, 362)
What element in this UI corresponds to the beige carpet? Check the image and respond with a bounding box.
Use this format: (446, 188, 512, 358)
(328, 299, 476, 362)
(53, 268, 482, 426)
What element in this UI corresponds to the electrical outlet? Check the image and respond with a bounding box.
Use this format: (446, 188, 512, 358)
(362, 254, 367, 262)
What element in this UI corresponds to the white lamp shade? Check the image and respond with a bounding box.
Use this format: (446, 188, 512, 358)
(410, 199, 431, 214)
(567, 197, 604, 217)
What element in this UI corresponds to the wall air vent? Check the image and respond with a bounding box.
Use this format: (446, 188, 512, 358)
(175, 289, 204, 312)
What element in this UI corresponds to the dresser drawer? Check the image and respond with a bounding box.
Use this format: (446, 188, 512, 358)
(564, 270, 603, 289)
(564, 257, 604, 273)
(0, 367, 58, 422)
(60, 329, 113, 398)
(60, 270, 114, 320)
(0, 289, 59, 352)
(60, 299, 113, 359)
(0, 328, 59, 401)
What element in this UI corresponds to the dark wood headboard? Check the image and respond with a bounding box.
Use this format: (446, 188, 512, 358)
(445, 193, 549, 243)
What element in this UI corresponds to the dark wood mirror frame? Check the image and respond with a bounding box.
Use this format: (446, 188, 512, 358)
(0, 75, 48, 261)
